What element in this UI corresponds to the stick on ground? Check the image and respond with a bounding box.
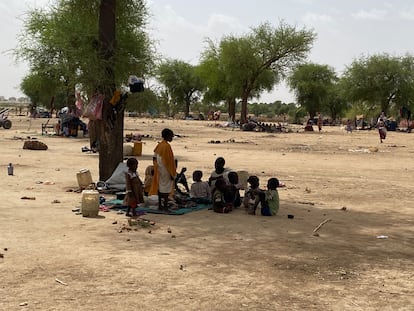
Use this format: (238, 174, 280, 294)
(313, 218, 331, 235)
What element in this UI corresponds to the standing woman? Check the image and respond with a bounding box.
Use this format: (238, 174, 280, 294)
(149, 128, 176, 211)
(317, 112, 323, 132)
(377, 118, 387, 143)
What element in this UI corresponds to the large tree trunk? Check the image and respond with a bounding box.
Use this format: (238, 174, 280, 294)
(228, 98, 236, 122)
(240, 93, 249, 124)
(184, 101, 190, 117)
(97, 0, 123, 181)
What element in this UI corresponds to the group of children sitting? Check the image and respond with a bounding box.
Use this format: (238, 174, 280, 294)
(123, 156, 280, 217)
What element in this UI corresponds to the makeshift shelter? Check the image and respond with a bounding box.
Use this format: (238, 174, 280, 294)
(104, 162, 127, 190)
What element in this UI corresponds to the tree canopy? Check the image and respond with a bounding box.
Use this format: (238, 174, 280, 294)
(15, 0, 154, 180)
(341, 54, 414, 116)
(288, 63, 338, 119)
(157, 59, 204, 117)
(201, 22, 315, 123)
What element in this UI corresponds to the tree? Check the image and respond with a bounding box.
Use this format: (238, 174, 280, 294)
(21, 72, 67, 114)
(288, 63, 337, 119)
(156, 59, 204, 117)
(198, 40, 238, 121)
(16, 0, 153, 180)
(341, 54, 414, 116)
(127, 87, 159, 115)
(202, 22, 315, 123)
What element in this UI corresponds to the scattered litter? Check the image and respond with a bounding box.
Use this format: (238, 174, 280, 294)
(55, 278, 68, 286)
(21, 196, 35, 200)
(313, 219, 331, 236)
(51, 199, 61, 204)
(376, 235, 389, 239)
(99, 206, 109, 212)
(71, 208, 80, 212)
(340, 206, 347, 211)
(298, 201, 314, 205)
(19, 302, 28, 307)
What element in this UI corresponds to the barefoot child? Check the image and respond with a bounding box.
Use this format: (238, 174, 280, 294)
(212, 178, 232, 213)
(143, 165, 154, 196)
(124, 158, 144, 217)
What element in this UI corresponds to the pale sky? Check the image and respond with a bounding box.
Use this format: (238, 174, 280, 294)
(1, 0, 414, 103)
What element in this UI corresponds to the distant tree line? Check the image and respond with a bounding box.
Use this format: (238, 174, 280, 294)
(13, 0, 414, 177)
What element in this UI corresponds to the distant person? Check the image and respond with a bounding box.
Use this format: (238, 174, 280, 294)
(149, 128, 176, 211)
(377, 118, 387, 143)
(190, 170, 211, 204)
(123, 158, 144, 217)
(317, 112, 323, 132)
(346, 119, 353, 133)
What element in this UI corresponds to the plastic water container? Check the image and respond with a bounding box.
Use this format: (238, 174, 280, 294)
(237, 170, 249, 188)
(77, 169, 92, 189)
(123, 144, 133, 156)
(81, 190, 100, 217)
(133, 141, 142, 156)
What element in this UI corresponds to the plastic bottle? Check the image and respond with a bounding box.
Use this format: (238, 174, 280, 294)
(7, 163, 13, 176)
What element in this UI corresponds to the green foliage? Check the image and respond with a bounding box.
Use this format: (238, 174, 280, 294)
(156, 59, 204, 117)
(288, 63, 338, 118)
(341, 54, 414, 116)
(201, 21, 315, 123)
(15, 0, 153, 97)
(127, 87, 159, 114)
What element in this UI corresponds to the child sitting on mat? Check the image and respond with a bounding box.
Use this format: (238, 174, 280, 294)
(190, 170, 211, 204)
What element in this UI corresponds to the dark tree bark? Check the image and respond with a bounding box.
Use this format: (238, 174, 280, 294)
(227, 98, 236, 122)
(96, 0, 124, 181)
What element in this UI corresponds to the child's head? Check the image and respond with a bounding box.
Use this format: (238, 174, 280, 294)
(214, 157, 225, 171)
(145, 165, 154, 176)
(267, 178, 279, 190)
(126, 157, 138, 171)
(162, 128, 174, 141)
(192, 170, 203, 182)
(227, 171, 239, 185)
(215, 178, 227, 192)
(247, 175, 259, 189)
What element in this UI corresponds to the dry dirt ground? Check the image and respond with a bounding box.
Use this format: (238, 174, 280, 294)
(1, 115, 413, 311)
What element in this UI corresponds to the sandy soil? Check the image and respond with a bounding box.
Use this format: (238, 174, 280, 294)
(0, 115, 413, 311)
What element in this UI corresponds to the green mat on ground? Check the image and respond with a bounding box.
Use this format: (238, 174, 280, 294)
(103, 199, 211, 215)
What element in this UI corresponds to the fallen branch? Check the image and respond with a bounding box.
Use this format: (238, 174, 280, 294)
(297, 201, 315, 205)
(313, 219, 331, 235)
(55, 278, 68, 286)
